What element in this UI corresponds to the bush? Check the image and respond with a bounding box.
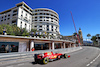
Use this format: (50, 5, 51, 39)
(0, 24, 29, 36)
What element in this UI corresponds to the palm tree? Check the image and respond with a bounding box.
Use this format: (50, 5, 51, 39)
(87, 34, 91, 41)
(96, 34, 100, 37)
(87, 34, 91, 38)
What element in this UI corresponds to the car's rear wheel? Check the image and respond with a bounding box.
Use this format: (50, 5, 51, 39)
(64, 53, 68, 58)
(42, 58, 49, 64)
(34, 54, 39, 63)
(35, 58, 39, 63)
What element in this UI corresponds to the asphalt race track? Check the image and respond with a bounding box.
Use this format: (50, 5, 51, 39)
(1, 46, 100, 67)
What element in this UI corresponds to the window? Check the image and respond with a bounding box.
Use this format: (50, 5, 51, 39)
(13, 14, 17, 16)
(39, 26, 42, 27)
(51, 18, 53, 19)
(21, 22, 22, 24)
(21, 15, 23, 17)
(47, 13, 49, 15)
(8, 18, 10, 20)
(40, 13, 42, 15)
(12, 20, 17, 25)
(13, 9, 17, 13)
(22, 11, 23, 13)
(56, 27, 57, 29)
(39, 29, 42, 31)
(40, 16, 42, 18)
(8, 14, 10, 16)
(51, 14, 53, 16)
(25, 24, 27, 29)
(12, 20, 16, 23)
(35, 17, 37, 18)
(52, 26, 53, 28)
(46, 17, 49, 19)
(47, 28, 49, 31)
(26, 14, 27, 16)
(47, 25, 49, 27)
(34, 26, 37, 27)
(52, 29, 53, 31)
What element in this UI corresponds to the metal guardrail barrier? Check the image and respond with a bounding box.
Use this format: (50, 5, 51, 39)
(0, 47, 82, 63)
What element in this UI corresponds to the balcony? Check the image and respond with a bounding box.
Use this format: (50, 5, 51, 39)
(33, 11, 59, 19)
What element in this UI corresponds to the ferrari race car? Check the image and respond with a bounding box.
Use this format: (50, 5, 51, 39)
(34, 52, 70, 64)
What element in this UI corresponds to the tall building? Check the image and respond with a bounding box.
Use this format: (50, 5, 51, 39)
(0, 2, 32, 32)
(78, 28, 83, 44)
(32, 8, 60, 37)
(0, 2, 60, 37)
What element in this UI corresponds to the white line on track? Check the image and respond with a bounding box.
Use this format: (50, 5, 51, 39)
(86, 53, 100, 66)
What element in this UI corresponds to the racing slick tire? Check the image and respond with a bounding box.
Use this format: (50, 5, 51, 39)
(34, 54, 39, 63)
(64, 53, 68, 58)
(42, 58, 49, 64)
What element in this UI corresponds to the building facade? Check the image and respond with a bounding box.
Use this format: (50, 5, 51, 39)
(0, 35, 75, 53)
(0, 2, 60, 37)
(0, 2, 32, 32)
(32, 8, 60, 37)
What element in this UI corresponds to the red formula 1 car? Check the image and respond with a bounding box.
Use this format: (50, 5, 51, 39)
(34, 52, 70, 64)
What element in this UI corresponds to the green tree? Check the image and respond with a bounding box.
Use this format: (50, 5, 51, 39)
(0, 24, 29, 36)
(87, 34, 91, 39)
(96, 34, 100, 37)
(11, 25, 21, 35)
(31, 29, 37, 32)
(0, 24, 13, 35)
(0, 25, 3, 34)
(30, 29, 37, 36)
(91, 35, 97, 46)
(21, 28, 29, 36)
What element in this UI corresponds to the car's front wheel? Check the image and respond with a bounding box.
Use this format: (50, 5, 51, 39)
(42, 58, 49, 64)
(64, 53, 68, 58)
